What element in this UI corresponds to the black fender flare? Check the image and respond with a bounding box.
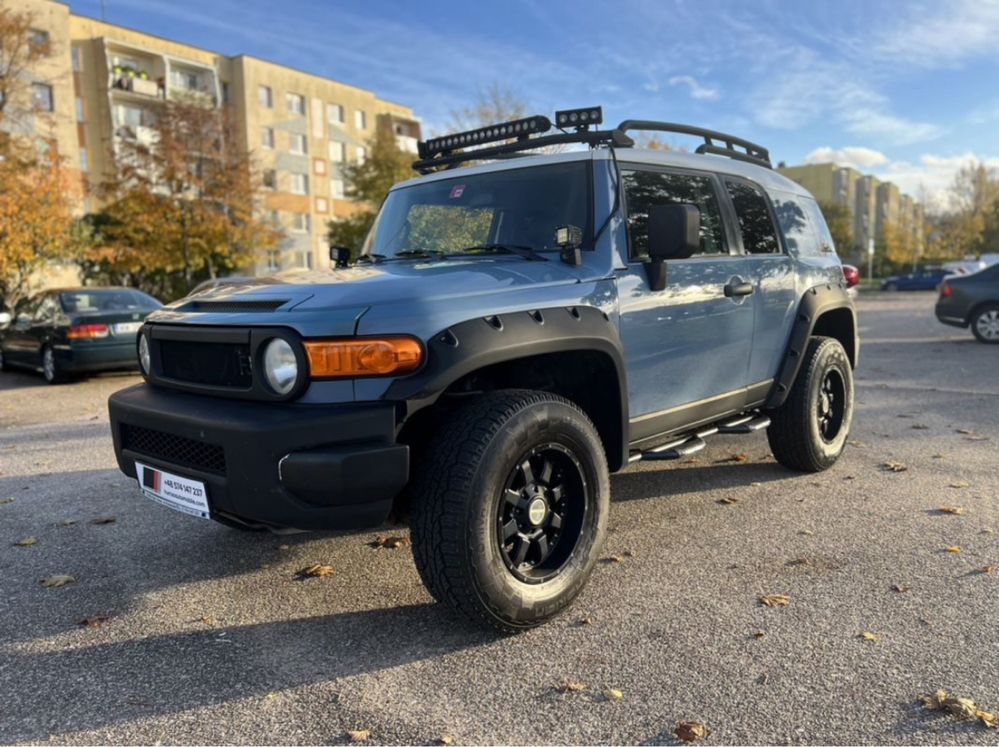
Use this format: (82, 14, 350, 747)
(765, 281, 858, 409)
(385, 305, 630, 470)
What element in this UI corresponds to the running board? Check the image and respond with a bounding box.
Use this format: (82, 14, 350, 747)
(628, 413, 770, 464)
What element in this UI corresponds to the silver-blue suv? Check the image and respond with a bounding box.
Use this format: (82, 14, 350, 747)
(109, 108, 858, 632)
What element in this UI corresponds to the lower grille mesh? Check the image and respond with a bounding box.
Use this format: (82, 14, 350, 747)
(122, 424, 226, 474)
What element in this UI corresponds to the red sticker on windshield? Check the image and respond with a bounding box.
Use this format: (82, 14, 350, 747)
(449, 185, 465, 199)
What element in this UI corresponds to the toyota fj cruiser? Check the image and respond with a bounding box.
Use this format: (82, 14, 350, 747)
(109, 108, 858, 632)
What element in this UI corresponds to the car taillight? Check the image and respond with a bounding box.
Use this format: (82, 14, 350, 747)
(68, 323, 109, 340)
(939, 282, 952, 298)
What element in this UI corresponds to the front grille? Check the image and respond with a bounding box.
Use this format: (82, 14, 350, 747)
(158, 339, 252, 388)
(122, 424, 226, 474)
(182, 300, 287, 313)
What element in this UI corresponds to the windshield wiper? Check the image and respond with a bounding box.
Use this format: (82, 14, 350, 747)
(380, 249, 446, 262)
(454, 244, 548, 261)
(356, 253, 387, 264)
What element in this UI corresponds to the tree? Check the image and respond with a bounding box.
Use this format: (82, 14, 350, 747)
(87, 98, 278, 300)
(817, 201, 855, 257)
(0, 5, 56, 141)
(448, 82, 527, 132)
(327, 125, 413, 255)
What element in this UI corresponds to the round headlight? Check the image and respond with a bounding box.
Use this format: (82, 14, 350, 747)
(138, 331, 150, 375)
(263, 338, 298, 395)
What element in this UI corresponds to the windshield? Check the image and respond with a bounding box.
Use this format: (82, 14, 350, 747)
(60, 290, 162, 314)
(361, 161, 591, 260)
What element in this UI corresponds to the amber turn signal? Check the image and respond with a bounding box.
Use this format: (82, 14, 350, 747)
(305, 337, 423, 379)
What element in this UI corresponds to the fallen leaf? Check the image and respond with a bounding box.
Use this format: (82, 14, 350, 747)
(622, 550, 635, 557)
(752, 631, 766, 639)
(979, 566, 995, 575)
(264, 691, 279, 701)
(944, 546, 962, 554)
(949, 481, 971, 489)
(938, 506, 966, 515)
(603, 687, 624, 701)
(892, 584, 910, 593)
(78, 614, 110, 628)
(14, 536, 37, 547)
(555, 680, 587, 693)
(91, 517, 116, 525)
(921, 690, 949, 711)
(715, 453, 748, 463)
(199, 616, 217, 626)
(599, 555, 624, 564)
(717, 496, 740, 505)
(786, 558, 810, 567)
(847, 440, 868, 448)
(58, 519, 77, 527)
(40, 574, 76, 588)
(859, 631, 880, 642)
(978, 710, 997, 728)
(0, 498, 13, 505)
(798, 529, 815, 536)
(881, 461, 908, 472)
(436, 737, 455, 746)
(347, 729, 371, 743)
(966, 435, 989, 442)
(932, 454, 945, 459)
(921, 689, 998, 728)
(983, 528, 996, 535)
(955, 428, 975, 435)
(759, 593, 791, 607)
(948, 698, 979, 719)
(296, 563, 335, 578)
(278, 544, 290, 551)
(911, 424, 929, 430)
(368, 535, 409, 549)
(674, 721, 710, 743)
(575, 617, 593, 626)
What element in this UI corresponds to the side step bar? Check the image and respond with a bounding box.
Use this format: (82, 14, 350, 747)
(629, 414, 771, 464)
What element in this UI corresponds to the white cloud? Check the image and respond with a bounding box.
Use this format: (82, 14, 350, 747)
(874, 0, 999, 69)
(667, 75, 720, 101)
(804, 146, 890, 169)
(878, 153, 999, 211)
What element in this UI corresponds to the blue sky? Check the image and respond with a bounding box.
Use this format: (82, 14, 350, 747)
(71, 0, 999, 208)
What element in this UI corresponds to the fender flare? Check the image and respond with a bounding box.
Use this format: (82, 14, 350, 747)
(385, 305, 630, 470)
(765, 282, 858, 409)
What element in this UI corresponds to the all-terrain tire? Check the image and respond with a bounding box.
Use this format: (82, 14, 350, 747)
(766, 336, 854, 472)
(409, 389, 609, 633)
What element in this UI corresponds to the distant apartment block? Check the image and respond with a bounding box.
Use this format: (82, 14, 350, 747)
(777, 162, 923, 262)
(11, 0, 421, 275)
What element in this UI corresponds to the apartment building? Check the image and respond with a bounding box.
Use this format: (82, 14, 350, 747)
(777, 162, 923, 262)
(10, 0, 421, 276)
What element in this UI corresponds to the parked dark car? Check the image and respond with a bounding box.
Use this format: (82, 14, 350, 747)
(881, 267, 949, 291)
(0, 287, 162, 383)
(935, 264, 999, 343)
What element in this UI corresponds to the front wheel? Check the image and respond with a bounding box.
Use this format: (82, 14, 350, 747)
(766, 336, 854, 472)
(410, 390, 609, 632)
(971, 304, 999, 344)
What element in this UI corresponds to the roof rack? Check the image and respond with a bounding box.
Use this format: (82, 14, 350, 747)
(411, 108, 772, 173)
(616, 120, 772, 168)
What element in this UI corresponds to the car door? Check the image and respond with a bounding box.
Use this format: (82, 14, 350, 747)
(4, 296, 42, 364)
(617, 165, 756, 443)
(721, 178, 797, 393)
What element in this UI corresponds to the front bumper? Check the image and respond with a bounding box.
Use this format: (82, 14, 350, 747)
(108, 384, 409, 530)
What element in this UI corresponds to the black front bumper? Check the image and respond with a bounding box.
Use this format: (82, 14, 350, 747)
(108, 384, 409, 530)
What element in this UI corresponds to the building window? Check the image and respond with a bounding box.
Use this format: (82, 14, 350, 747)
(290, 172, 309, 195)
(314, 158, 326, 175)
(79, 148, 89, 172)
(266, 249, 280, 272)
(71, 46, 82, 72)
(261, 127, 274, 149)
(330, 178, 345, 199)
(258, 85, 273, 108)
(28, 29, 50, 54)
(75, 97, 84, 122)
(328, 141, 345, 162)
(355, 110, 366, 129)
(286, 92, 305, 115)
(356, 146, 366, 165)
(31, 83, 54, 112)
(327, 103, 344, 124)
(289, 132, 307, 155)
(315, 197, 328, 213)
(262, 169, 277, 190)
(221, 81, 230, 104)
(290, 213, 310, 233)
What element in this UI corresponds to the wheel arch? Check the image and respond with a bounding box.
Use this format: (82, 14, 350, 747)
(766, 282, 857, 409)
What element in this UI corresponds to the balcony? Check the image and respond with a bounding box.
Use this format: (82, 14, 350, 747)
(396, 134, 419, 154)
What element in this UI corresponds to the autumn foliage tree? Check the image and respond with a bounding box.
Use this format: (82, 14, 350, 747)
(86, 98, 278, 300)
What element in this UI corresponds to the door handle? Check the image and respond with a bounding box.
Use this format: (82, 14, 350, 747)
(724, 281, 754, 297)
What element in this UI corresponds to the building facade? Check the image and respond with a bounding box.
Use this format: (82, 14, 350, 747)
(9, 0, 421, 276)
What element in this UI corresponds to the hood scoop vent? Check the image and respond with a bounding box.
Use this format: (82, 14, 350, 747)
(181, 299, 289, 313)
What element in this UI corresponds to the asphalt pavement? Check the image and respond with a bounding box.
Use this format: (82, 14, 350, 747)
(1, 291, 996, 745)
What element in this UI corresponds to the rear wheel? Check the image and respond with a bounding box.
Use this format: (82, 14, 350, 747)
(409, 390, 609, 632)
(41, 345, 67, 384)
(766, 336, 854, 472)
(884, 282, 898, 292)
(971, 304, 999, 344)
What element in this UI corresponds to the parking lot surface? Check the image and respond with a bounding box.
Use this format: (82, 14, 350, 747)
(1, 291, 997, 745)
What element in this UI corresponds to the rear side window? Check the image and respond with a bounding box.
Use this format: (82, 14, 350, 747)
(622, 169, 728, 258)
(725, 180, 781, 254)
(771, 195, 815, 256)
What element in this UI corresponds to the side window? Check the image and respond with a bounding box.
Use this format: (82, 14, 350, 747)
(772, 196, 814, 257)
(804, 199, 837, 255)
(622, 169, 728, 259)
(36, 297, 58, 322)
(725, 180, 781, 254)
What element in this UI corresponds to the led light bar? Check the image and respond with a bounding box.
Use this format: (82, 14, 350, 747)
(419, 115, 553, 158)
(555, 106, 603, 130)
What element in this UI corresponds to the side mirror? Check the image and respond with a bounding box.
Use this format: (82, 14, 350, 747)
(645, 203, 700, 291)
(329, 245, 352, 269)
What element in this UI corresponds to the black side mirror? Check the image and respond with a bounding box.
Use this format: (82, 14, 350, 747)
(645, 204, 700, 291)
(329, 245, 352, 269)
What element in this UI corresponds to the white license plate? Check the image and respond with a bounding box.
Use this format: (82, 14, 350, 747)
(136, 462, 210, 519)
(113, 322, 142, 334)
